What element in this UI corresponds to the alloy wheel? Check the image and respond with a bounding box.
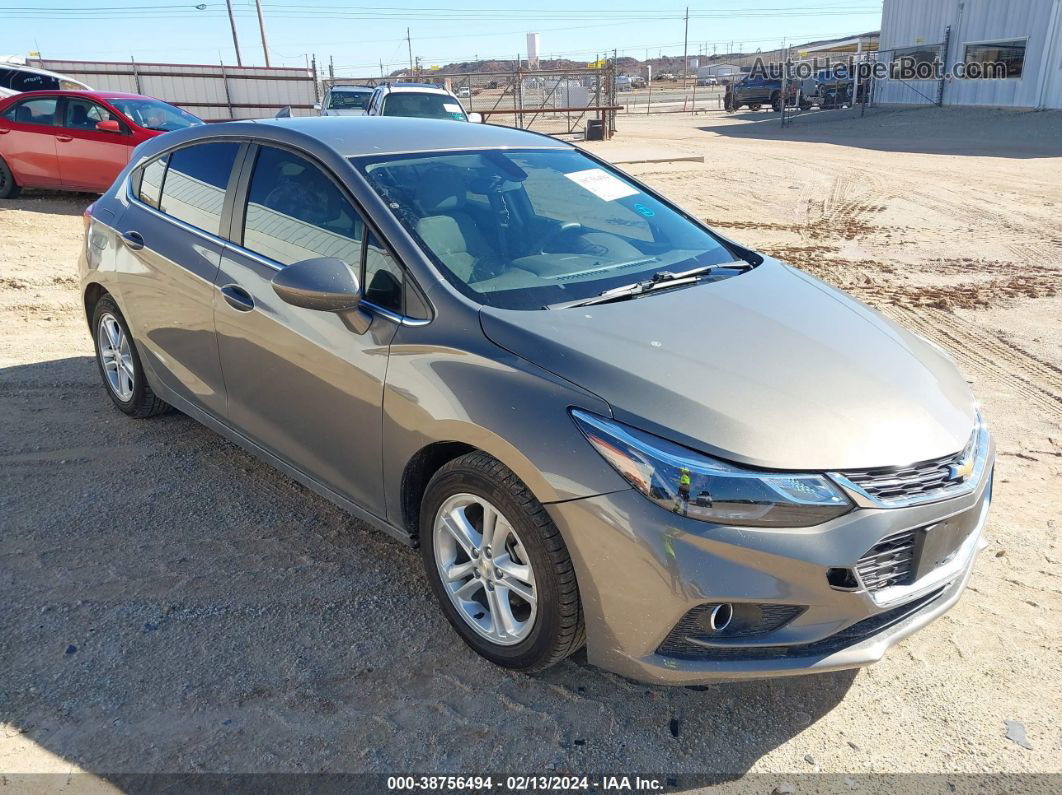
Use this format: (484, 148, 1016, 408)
(97, 313, 135, 401)
(433, 493, 538, 646)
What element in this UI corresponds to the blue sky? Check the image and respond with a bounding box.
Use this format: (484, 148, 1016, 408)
(2, 1, 883, 75)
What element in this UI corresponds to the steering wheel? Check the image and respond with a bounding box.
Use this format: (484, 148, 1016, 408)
(539, 222, 584, 254)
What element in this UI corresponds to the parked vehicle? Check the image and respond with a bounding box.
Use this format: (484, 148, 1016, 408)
(697, 76, 719, 87)
(615, 75, 633, 92)
(630, 75, 647, 89)
(320, 85, 373, 116)
(724, 74, 807, 112)
(78, 116, 993, 684)
(655, 72, 677, 81)
(455, 86, 471, 98)
(0, 90, 202, 197)
(363, 83, 482, 122)
(0, 60, 92, 94)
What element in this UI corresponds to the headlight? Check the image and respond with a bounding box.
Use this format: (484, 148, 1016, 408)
(571, 409, 853, 527)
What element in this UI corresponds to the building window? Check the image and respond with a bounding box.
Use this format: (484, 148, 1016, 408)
(963, 40, 1026, 79)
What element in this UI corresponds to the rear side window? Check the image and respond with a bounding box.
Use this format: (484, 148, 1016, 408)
(2, 97, 58, 126)
(242, 145, 362, 266)
(159, 143, 239, 235)
(7, 70, 60, 92)
(138, 155, 168, 209)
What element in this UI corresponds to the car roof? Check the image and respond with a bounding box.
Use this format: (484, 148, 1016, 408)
(329, 85, 373, 92)
(0, 89, 149, 101)
(229, 116, 571, 157)
(379, 83, 452, 95)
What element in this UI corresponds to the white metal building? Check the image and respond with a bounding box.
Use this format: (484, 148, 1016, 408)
(877, 0, 1062, 108)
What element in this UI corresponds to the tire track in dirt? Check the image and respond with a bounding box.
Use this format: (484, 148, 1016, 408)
(886, 305, 1062, 419)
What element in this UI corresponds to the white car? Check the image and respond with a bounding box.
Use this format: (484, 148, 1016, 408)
(364, 82, 481, 122)
(319, 84, 373, 116)
(0, 59, 92, 94)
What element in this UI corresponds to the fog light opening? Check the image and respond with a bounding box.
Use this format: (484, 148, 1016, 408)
(708, 603, 734, 632)
(827, 567, 860, 591)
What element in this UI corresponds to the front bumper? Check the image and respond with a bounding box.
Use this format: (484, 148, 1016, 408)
(546, 451, 993, 685)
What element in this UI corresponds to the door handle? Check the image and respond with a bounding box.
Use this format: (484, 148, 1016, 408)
(120, 230, 144, 250)
(221, 284, 255, 312)
(56, 134, 73, 142)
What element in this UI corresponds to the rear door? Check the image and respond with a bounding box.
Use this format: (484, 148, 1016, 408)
(54, 96, 132, 191)
(213, 142, 398, 514)
(0, 95, 61, 188)
(115, 140, 243, 416)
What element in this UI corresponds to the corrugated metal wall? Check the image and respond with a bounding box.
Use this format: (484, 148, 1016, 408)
(877, 0, 1062, 108)
(28, 59, 318, 120)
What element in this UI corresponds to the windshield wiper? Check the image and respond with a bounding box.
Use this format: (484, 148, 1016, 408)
(546, 262, 750, 310)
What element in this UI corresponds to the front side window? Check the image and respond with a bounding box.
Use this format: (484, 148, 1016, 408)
(382, 92, 466, 121)
(327, 90, 371, 110)
(2, 97, 58, 126)
(62, 98, 121, 131)
(353, 148, 739, 310)
(963, 40, 1026, 79)
(107, 97, 202, 131)
(243, 145, 363, 266)
(159, 143, 239, 234)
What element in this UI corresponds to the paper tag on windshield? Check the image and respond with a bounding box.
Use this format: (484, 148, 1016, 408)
(563, 168, 639, 201)
(444, 103, 462, 113)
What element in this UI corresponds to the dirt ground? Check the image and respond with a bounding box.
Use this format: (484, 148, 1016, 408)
(1, 106, 1060, 786)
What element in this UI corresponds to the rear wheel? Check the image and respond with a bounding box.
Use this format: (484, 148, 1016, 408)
(0, 157, 21, 200)
(420, 451, 584, 672)
(771, 92, 783, 112)
(724, 93, 738, 112)
(91, 295, 170, 418)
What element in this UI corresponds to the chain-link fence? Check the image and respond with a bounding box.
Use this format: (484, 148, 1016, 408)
(325, 65, 620, 138)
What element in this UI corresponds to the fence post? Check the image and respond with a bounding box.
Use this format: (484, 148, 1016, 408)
(937, 25, 951, 106)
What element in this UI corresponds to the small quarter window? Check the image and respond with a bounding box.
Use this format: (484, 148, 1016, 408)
(138, 155, 168, 209)
(159, 142, 239, 235)
(363, 231, 403, 313)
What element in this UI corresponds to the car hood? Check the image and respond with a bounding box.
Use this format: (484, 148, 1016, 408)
(479, 258, 976, 470)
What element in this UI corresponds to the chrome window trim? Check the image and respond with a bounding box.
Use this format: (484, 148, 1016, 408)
(125, 177, 431, 327)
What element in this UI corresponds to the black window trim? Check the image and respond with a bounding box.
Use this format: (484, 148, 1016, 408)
(228, 139, 433, 326)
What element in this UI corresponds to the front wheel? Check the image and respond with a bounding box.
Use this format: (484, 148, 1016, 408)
(420, 451, 584, 672)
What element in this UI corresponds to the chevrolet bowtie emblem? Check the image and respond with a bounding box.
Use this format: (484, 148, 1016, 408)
(949, 454, 975, 482)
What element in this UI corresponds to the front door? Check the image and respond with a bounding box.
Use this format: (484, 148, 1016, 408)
(0, 95, 61, 188)
(114, 141, 242, 416)
(214, 143, 396, 515)
(54, 97, 131, 191)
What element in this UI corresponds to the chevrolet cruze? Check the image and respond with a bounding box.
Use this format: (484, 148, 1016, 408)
(78, 117, 993, 683)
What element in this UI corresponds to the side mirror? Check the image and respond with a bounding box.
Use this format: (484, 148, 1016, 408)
(271, 257, 362, 312)
(96, 120, 121, 133)
(467, 112, 483, 123)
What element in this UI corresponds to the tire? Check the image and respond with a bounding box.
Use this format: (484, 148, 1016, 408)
(724, 94, 737, 113)
(0, 157, 21, 200)
(91, 294, 170, 418)
(771, 92, 783, 113)
(420, 451, 584, 672)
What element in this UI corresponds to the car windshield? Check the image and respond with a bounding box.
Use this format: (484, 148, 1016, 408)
(382, 92, 466, 120)
(328, 90, 370, 109)
(106, 98, 202, 131)
(352, 148, 743, 310)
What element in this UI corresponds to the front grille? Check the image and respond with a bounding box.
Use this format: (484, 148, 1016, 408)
(839, 433, 975, 505)
(856, 529, 917, 591)
(657, 588, 945, 661)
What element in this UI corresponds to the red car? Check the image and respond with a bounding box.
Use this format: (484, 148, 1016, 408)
(0, 90, 203, 197)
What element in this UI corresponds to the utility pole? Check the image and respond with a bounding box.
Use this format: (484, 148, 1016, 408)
(328, 55, 334, 80)
(224, 0, 242, 66)
(254, 0, 270, 67)
(681, 6, 689, 88)
(406, 28, 413, 76)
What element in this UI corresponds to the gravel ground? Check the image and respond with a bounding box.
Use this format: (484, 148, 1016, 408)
(1, 106, 1060, 787)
